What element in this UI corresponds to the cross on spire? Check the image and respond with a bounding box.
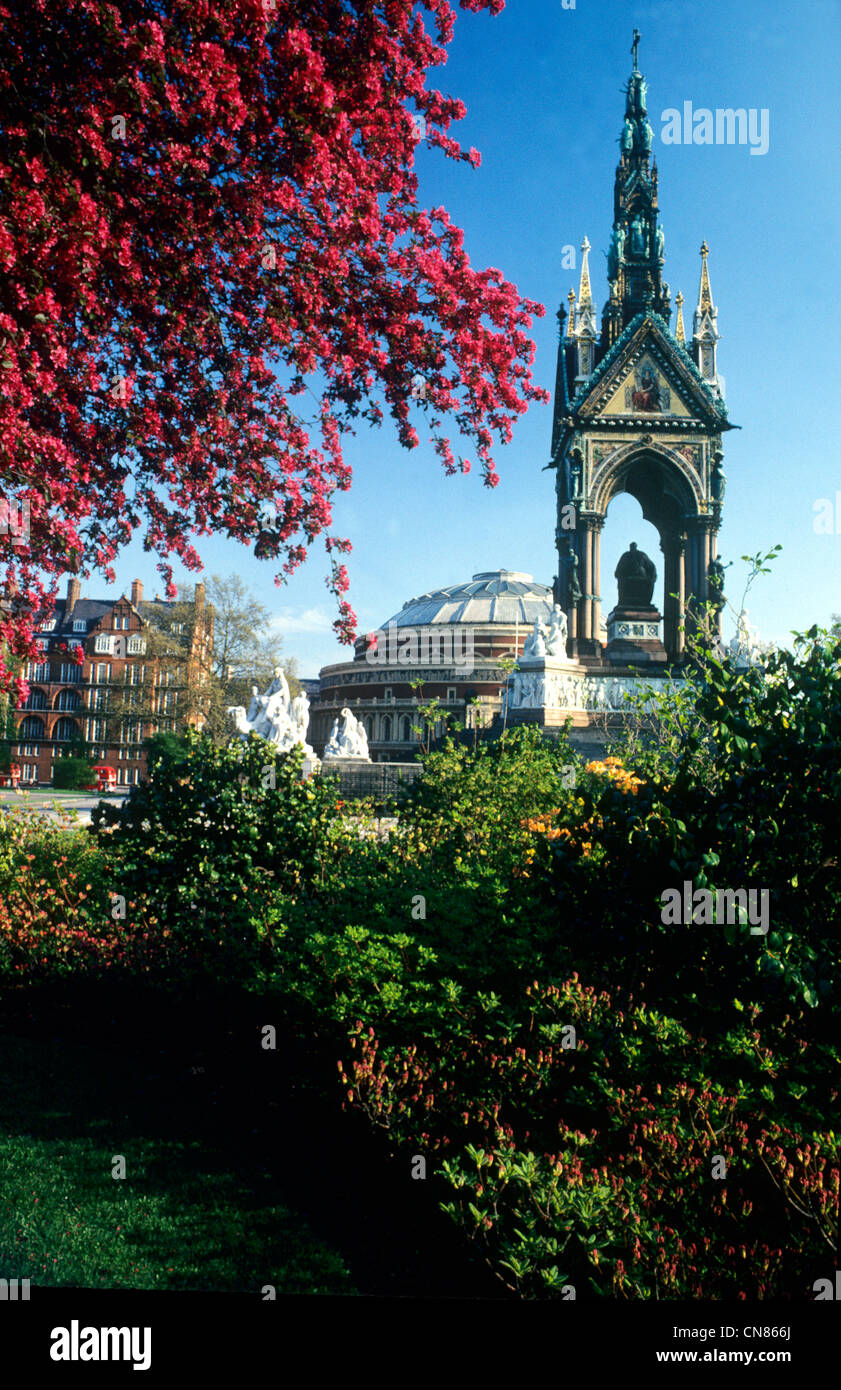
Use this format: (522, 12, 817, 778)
(632, 29, 641, 71)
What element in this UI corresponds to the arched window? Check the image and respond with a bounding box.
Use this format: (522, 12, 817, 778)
(400, 715, 412, 742)
(364, 716, 374, 740)
(19, 715, 45, 740)
(381, 715, 392, 742)
(53, 717, 81, 742)
(54, 688, 81, 712)
(23, 688, 47, 710)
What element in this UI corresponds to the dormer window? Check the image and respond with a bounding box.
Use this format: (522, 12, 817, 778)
(39, 619, 55, 632)
(73, 619, 86, 632)
(94, 634, 112, 654)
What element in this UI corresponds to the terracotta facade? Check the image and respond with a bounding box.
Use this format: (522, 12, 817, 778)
(11, 578, 213, 787)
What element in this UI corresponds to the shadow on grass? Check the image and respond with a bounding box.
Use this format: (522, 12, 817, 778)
(0, 979, 504, 1298)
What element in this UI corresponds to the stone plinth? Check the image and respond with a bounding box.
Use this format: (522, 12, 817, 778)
(301, 754, 322, 781)
(603, 605, 667, 664)
(505, 655, 684, 726)
(506, 654, 585, 715)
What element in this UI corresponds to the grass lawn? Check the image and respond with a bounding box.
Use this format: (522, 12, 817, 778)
(0, 1032, 355, 1293)
(0, 982, 500, 1297)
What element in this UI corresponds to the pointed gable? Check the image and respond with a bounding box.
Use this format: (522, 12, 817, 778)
(570, 314, 730, 430)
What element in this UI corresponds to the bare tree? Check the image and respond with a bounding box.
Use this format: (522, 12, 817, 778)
(179, 575, 299, 743)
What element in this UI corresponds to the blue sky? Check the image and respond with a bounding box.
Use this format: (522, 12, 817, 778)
(101, 0, 841, 676)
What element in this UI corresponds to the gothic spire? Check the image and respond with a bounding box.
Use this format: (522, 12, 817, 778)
(601, 30, 670, 345)
(574, 237, 597, 382)
(692, 242, 722, 392)
(696, 240, 714, 316)
(674, 290, 686, 345)
(577, 236, 593, 318)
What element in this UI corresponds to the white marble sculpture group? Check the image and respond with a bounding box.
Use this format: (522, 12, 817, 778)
(228, 667, 315, 756)
(228, 671, 371, 765)
(522, 604, 569, 660)
(727, 611, 772, 670)
(507, 668, 665, 714)
(323, 706, 370, 761)
(506, 599, 772, 717)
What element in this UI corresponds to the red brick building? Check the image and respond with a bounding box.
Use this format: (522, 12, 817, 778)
(10, 577, 213, 787)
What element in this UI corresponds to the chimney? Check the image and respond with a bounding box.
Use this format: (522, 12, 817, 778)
(194, 582, 205, 612)
(131, 579, 144, 606)
(66, 577, 81, 616)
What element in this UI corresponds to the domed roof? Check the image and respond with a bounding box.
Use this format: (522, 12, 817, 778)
(382, 570, 554, 628)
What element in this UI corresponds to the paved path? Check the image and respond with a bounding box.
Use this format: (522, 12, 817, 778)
(0, 789, 130, 825)
(0, 794, 398, 832)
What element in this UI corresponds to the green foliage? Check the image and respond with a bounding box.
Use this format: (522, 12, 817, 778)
(91, 728, 352, 983)
(51, 755, 98, 790)
(0, 714, 12, 774)
(271, 725, 588, 1028)
(272, 632, 841, 1298)
(143, 729, 191, 769)
(591, 627, 841, 1022)
(3, 614, 840, 1298)
(0, 806, 114, 980)
(399, 721, 579, 872)
(0, 689, 18, 772)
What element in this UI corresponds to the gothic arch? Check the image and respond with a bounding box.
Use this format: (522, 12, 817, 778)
(590, 440, 703, 517)
(568, 441, 716, 663)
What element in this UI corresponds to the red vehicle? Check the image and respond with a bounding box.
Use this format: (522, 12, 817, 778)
(0, 762, 21, 788)
(93, 765, 117, 793)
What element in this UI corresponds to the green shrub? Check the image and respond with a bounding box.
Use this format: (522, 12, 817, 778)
(0, 807, 116, 980)
(275, 629, 841, 1298)
(91, 728, 353, 984)
(52, 755, 98, 790)
(4, 625, 839, 1299)
(342, 977, 839, 1298)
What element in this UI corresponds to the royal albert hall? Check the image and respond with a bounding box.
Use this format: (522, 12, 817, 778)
(310, 570, 605, 763)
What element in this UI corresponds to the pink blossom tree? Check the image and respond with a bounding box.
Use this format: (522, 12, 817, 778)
(0, 0, 547, 699)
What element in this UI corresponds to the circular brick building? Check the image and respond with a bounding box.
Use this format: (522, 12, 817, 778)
(311, 570, 556, 762)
